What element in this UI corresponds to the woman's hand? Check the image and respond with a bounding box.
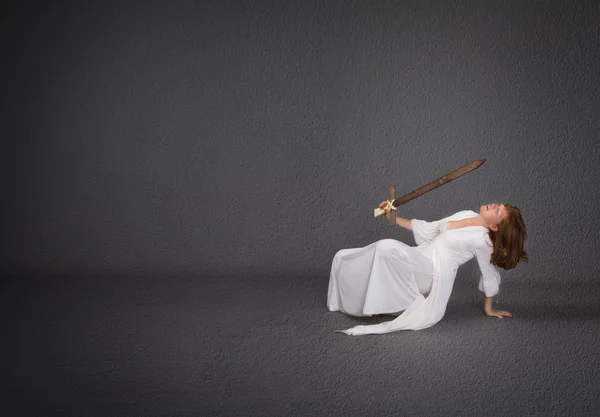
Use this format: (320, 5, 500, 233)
(378, 200, 392, 213)
(485, 309, 513, 319)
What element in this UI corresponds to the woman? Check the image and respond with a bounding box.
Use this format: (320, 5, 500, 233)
(327, 202, 528, 335)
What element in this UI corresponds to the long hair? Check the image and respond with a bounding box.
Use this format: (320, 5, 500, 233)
(488, 204, 528, 270)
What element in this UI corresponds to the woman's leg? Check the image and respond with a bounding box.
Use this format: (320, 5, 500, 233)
(410, 247, 435, 296)
(328, 239, 426, 317)
(327, 243, 378, 316)
(361, 239, 424, 316)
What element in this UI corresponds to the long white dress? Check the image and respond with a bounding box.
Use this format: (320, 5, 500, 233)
(327, 210, 502, 335)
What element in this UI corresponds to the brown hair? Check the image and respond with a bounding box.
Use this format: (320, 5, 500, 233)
(488, 204, 528, 270)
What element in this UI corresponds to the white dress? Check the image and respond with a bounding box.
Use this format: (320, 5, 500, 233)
(327, 210, 502, 335)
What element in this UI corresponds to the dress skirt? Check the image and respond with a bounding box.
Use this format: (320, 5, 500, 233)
(327, 239, 435, 317)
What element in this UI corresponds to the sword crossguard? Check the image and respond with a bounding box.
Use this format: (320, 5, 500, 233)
(387, 185, 397, 225)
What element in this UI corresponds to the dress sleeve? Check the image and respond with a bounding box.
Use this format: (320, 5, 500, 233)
(411, 219, 441, 245)
(474, 241, 502, 297)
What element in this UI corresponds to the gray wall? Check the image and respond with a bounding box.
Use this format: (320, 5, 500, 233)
(6, 0, 600, 283)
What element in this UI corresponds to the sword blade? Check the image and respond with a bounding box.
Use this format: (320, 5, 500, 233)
(391, 159, 486, 207)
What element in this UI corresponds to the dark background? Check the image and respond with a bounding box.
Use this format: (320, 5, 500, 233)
(4, 0, 600, 415)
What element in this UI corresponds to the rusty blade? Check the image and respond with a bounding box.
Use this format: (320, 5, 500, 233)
(391, 159, 486, 207)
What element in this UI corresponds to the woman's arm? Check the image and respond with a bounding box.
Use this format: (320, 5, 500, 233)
(474, 239, 512, 319)
(377, 201, 413, 231)
(395, 215, 413, 231)
(484, 296, 513, 319)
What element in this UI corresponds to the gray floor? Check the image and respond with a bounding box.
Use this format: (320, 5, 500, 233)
(5, 271, 600, 416)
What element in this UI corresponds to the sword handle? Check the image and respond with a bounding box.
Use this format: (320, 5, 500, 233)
(373, 185, 399, 219)
(373, 189, 398, 219)
(373, 205, 397, 217)
(373, 207, 386, 217)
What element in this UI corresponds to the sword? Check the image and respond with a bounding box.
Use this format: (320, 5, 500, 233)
(374, 159, 486, 225)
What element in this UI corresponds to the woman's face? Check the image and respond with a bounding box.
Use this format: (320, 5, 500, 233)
(480, 203, 508, 230)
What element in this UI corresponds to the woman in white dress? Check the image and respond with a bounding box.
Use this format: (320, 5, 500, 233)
(327, 203, 528, 335)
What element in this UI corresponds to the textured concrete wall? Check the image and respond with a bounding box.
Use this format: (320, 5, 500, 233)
(6, 0, 600, 281)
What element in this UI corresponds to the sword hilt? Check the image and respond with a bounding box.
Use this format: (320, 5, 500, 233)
(373, 185, 397, 225)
